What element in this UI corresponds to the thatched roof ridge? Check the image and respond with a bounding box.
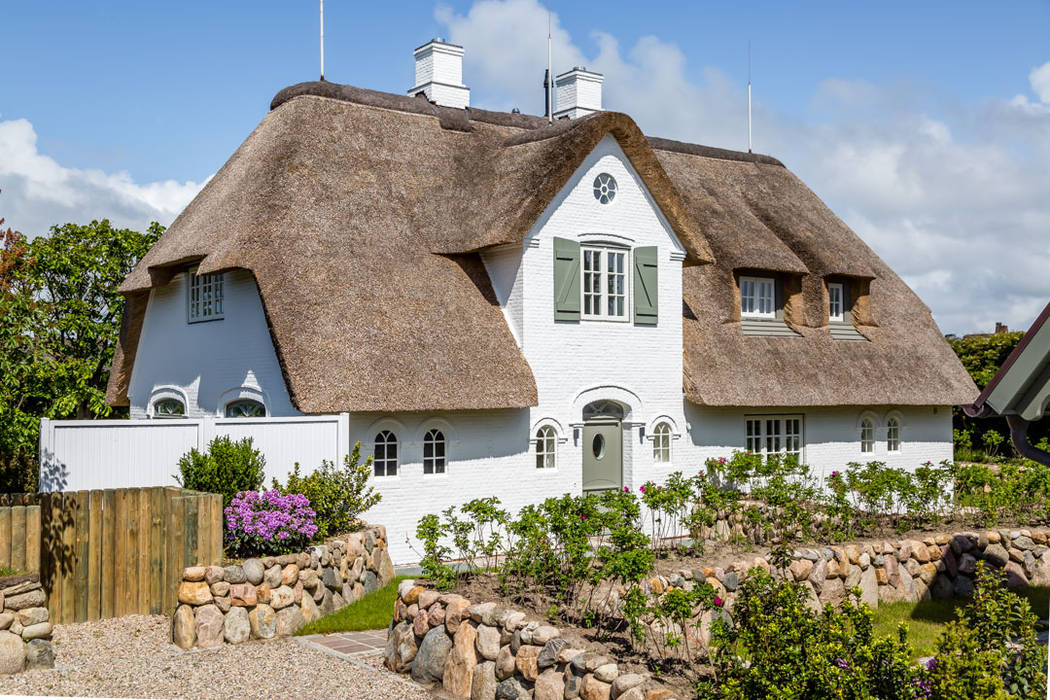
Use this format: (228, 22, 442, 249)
(108, 80, 977, 412)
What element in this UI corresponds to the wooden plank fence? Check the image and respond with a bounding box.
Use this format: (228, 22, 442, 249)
(0, 487, 223, 624)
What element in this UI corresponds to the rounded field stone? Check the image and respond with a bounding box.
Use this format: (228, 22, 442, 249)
(25, 638, 54, 670)
(223, 565, 247, 584)
(248, 604, 277, 639)
(194, 605, 224, 649)
(172, 604, 196, 649)
(412, 626, 453, 684)
(21, 622, 52, 641)
(178, 581, 212, 606)
(224, 606, 250, 644)
(275, 604, 305, 637)
(16, 607, 49, 627)
(0, 630, 25, 674)
(242, 559, 265, 585)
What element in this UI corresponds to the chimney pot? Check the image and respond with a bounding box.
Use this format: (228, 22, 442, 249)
(408, 38, 470, 109)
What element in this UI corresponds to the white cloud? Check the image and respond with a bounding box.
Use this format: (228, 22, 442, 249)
(0, 118, 205, 237)
(1031, 61, 1050, 103)
(438, 0, 1050, 335)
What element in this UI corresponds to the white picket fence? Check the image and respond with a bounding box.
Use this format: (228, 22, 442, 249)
(38, 414, 351, 492)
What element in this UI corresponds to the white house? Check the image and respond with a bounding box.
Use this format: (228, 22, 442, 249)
(99, 40, 977, 563)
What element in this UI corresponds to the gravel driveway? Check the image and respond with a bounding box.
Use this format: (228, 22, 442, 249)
(2, 614, 431, 699)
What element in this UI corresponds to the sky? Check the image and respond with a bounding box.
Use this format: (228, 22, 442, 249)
(3, 0, 1049, 335)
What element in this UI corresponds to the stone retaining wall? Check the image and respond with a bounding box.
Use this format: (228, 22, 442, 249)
(0, 573, 54, 674)
(385, 581, 678, 700)
(172, 525, 394, 649)
(642, 527, 1050, 614)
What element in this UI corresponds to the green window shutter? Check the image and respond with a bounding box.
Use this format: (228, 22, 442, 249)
(553, 237, 581, 322)
(633, 246, 659, 325)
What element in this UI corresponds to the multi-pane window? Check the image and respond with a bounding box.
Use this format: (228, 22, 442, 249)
(581, 247, 627, 319)
(828, 282, 844, 322)
(887, 418, 901, 453)
(535, 426, 556, 469)
(225, 399, 265, 417)
(652, 422, 672, 463)
(745, 415, 803, 460)
(374, 430, 398, 477)
(153, 398, 185, 417)
(423, 429, 446, 474)
(188, 270, 224, 323)
(860, 418, 875, 453)
(740, 276, 775, 318)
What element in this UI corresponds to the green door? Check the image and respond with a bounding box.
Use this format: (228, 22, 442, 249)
(582, 422, 622, 493)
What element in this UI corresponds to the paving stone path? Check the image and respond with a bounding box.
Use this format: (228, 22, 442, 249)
(301, 629, 390, 658)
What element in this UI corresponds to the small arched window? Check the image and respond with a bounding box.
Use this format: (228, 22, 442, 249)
(225, 399, 266, 418)
(653, 422, 672, 463)
(535, 426, 557, 469)
(423, 429, 446, 474)
(153, 397, 185, 418)
(374, 431, 398, 477)
(887, 417, 901, 453)
(860, 418, 875, 454)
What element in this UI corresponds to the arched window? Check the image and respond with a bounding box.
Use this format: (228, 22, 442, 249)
(423, 429, 446, 474)
(860, 418, 875, 454)
(153, 397, 185, 418)
(535, 426, 557, 469)
(374, 431, 398, 477)
(887, 417, 901, 453)
(225, 399, 266, 418)
(652, 422, 672, 463)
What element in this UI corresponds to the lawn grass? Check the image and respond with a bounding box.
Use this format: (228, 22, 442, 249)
(871, 585, 1050, 658)
(295, 575, 411, 636)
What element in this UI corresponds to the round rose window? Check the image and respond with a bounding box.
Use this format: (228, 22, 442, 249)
(593, 173, 617, 204)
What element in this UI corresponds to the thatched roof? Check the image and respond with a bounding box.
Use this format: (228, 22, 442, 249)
(107, 81, 977, 412)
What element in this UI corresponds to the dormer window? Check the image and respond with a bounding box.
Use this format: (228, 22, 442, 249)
(828, 282, 844, 322)
(188, 268, 224, 323)
(740, 276, 775, 318)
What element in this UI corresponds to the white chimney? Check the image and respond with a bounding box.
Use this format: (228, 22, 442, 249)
(553, 67, 603, 119)
(407, 38, 470, 109)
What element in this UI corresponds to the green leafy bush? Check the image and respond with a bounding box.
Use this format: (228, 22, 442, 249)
(272, 441, 380, 540)
(701, 570, 923, 699)
(176, 436, 265, 507)
(927, 562, 1047, 699)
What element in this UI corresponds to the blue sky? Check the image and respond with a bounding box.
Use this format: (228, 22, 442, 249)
(3, 1, 1050, 334)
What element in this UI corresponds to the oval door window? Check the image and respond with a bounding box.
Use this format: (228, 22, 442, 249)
(592, 433, 606, 459)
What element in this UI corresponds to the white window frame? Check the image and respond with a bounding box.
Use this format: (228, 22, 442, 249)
(860, 418, 875, 454)
(187, 268, 224, 323)
(745, 415, 803, 461)
(535, 425, 557, 469)
(740, 276, 776, 319)
(374, 430, 399, 477)
(423, 428, 447, 475)
(828, 282, 845, 323)
(652, 422, 672, 464)
(581, 245, 630, 321)
(886, 417, 901, 453)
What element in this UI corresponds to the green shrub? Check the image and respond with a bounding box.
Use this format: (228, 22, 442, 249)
(175, 436, 265, 507)
(272, 441, 380, 540)
(700, 570, 923, 699)
(926, 562, 1047, 699)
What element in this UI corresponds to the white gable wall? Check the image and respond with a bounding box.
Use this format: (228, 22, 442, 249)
(127, 269, 299, 419)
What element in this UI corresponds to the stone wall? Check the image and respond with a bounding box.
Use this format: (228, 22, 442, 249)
(385, 581, 678, 700)
(172, 525, 394, 649)
(0, 573, 54, 674)
(633, 527, 1050, 615)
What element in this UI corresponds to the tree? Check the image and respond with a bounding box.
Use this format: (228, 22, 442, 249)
(0, 217, 163, 492)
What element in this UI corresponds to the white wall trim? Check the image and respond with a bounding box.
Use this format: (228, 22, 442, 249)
(216, 385, 270, 417)
(147, 386, 189, 418)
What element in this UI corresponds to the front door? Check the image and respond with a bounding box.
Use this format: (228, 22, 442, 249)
(582, 421, 622, 493)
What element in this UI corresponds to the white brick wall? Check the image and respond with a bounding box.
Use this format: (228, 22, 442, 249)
(128, 270, 299, 419)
